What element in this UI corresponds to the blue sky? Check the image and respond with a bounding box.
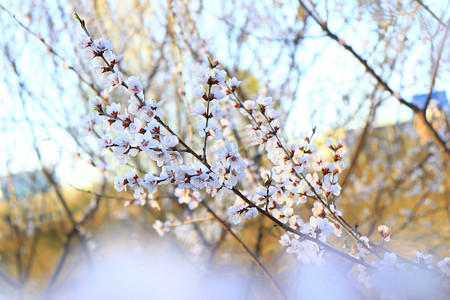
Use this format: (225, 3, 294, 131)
(0, 0, 448, 183)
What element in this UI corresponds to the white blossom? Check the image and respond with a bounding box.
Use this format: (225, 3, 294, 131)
(228, 206, 243, 225)
(153, 220, 170, 237)
(244, 207, 258, 219)
(227, 77, 241, 89)
(126, 76, 143, 94)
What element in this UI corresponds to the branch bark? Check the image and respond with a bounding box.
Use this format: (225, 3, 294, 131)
(298, 0, 450, 160)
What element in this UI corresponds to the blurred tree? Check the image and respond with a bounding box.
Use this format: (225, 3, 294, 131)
(0, 0, 448, 298)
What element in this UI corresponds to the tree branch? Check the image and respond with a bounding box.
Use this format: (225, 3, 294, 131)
(202, 201, 289, 300)
(298, 0, 450, 160)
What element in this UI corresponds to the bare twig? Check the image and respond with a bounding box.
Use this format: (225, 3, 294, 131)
(0, 4, 101, 97)
(297, 0, 450, 160)
(415, 0, 447, 27)
(202, 201, 290, 300)
(340, 99, 380, 191)
(424, 20, 450, 110)
(68, 184, 177, 202)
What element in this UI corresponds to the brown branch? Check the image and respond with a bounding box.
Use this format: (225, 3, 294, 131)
(45, 177, 108, 294)
(44, 226, 78, 293)
(415, 0, 447, 27)
(0, 4, 101, 97)
(22, 228, 41, 284)
(341, 26, 406, 192)
(297, 0, 450, 160)
(4, 197, 24, 285)
(202, 201, 289, 300)
(167, 6, 194, 144)
(424, 19, 450, 110)
(230, 187, 374, 269)
(6, 44, 95, 289)
(159, 103, 377, 268)
(398, 189, 432, 231)
(207, 229, 228, 263)
(0, 269, 20, 289)
(340, 100, 379, 191)
(298, 1, 418, 111)
(68, 184, 177, 202)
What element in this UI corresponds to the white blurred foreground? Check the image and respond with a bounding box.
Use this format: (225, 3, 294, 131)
(0, 231, 443, 300)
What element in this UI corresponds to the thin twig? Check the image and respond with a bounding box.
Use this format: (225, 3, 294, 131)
(167, 4, 195, 144)
(297, 0, 450, 160)
(0, 4, 101, 97)
(415, 0, 447, 27)
(424, 20, 450, 110)
(0, 270, 20, 289)
(68, 184, 177, 202)
(202, 201, 290, 300)
(230, 187, 374, 269)
(167, 216, 214, 227)
(340, 101, 379, 191)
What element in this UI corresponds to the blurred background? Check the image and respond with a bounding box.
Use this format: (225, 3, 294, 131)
(0, 0, 449, 299)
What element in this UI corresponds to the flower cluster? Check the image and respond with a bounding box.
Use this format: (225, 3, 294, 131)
(223, 85, 352, 260)
(378, 225, 391, 242)
(76, 17, 450, 300)
(78, 34, 251, 224)
(79, 29, 349, 256)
